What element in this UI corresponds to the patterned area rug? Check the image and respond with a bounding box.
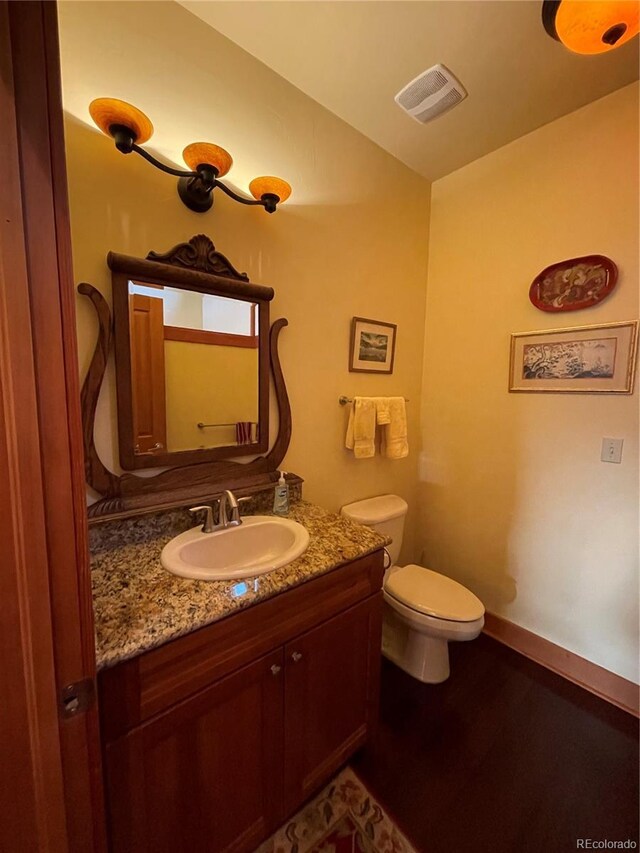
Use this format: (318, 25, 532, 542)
(256, 767, 416, 853)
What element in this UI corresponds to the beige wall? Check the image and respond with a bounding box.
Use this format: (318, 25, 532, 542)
(164, 341, 258, 452)
(59, 1, 430, 560)
(61, 2, 637, 681)
(419, 83, 639, 683)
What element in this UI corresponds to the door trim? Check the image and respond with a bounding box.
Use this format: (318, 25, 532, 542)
(2, 2, 107, 849)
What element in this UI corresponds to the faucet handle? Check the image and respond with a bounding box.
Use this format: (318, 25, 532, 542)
(189, 505, 215, 533)
(234, 495, 252, 521)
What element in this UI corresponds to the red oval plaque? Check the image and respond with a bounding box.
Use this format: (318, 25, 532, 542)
(529, 255, 618, 313)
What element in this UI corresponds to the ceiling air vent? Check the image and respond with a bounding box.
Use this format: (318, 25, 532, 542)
(394, 64, 467, 124)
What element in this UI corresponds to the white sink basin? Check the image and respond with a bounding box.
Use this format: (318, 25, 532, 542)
(160, 515, 310, 581)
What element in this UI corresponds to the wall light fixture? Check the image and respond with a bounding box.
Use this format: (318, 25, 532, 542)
(542, 0, 639, 54)
(89, 98, 292, 214)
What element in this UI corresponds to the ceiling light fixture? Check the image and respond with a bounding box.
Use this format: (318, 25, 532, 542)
(542, 0, 639, 54)
(89, 98, 291, 214)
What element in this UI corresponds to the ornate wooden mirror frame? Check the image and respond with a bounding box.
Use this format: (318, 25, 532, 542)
(111, 237, 270, 469)
(79, 235, 292, 520)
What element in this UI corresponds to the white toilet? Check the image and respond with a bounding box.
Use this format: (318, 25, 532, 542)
(341, 494, 485, 684)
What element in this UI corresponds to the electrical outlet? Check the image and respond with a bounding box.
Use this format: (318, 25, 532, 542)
(601, 438, 623, 464)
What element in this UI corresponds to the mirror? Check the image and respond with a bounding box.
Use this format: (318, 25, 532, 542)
(127, 283, 259, 454)
(110, 235, 272, 470)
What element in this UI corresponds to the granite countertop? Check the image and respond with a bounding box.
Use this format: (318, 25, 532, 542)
(91, 500, 389, 671)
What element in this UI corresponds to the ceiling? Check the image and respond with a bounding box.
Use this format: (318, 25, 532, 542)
(179, 0, 639, 180)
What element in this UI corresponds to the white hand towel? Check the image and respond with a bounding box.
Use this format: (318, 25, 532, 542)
(345, 397, 377, 458)
(381, 397, 408, 459)
(374, 397, 391, 425)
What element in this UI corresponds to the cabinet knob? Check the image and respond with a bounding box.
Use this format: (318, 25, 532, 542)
(270, 664, 281, 676)
(291, 651, 303, 663)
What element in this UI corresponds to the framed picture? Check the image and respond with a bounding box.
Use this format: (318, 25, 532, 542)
(509, 320, 638, 394)
(349, 317, 397, 374)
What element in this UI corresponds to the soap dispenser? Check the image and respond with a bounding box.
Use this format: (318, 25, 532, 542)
(273, 471, 289, 516)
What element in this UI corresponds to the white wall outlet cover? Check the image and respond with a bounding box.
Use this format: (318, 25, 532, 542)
(601, 437, 624, 464)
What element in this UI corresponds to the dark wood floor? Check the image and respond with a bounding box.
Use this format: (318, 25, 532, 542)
(353, 635, 639, 853)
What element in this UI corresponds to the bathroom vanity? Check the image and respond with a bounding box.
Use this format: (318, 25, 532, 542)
(79, 235, 388, 850)
(92, 502, 387, 852)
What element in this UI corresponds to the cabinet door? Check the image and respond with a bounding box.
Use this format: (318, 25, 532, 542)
(105, 650, 284, 853)
(284, 595, 382, 812)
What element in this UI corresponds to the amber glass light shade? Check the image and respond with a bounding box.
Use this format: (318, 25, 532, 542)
(545, 0, 639, 54)
(249, 176, 292, 203)
(182, 143, 232, 177)
(89, 98, 154, 143)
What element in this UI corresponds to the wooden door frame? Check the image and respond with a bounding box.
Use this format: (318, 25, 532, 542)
(1, 2, 106, 850)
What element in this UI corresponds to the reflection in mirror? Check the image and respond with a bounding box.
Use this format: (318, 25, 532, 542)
(127, 281, 259, 456)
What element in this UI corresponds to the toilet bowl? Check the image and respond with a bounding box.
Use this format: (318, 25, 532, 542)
(382, 564, 484, 683)
(341, 495, 485, 684)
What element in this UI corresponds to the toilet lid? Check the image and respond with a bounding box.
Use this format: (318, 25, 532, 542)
(385, 565, 484, 622)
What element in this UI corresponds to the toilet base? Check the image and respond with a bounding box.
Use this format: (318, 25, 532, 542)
(382, 607, 451, 683)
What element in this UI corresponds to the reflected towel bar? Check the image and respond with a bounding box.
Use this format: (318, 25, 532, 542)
(338, 395, 409, 406)
(197, 422, 237, 429)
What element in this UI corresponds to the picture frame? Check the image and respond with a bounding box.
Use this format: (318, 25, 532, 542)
(349, 316, 397, 374)
(509, 320, 638, 394)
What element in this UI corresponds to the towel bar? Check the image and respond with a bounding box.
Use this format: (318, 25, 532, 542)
(338, 395, 409, 406)
(197, 422, 237, 428)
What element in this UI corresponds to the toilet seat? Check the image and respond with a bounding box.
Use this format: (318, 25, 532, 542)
(385, 564, 484, 623)
(382, 589, 484, 643)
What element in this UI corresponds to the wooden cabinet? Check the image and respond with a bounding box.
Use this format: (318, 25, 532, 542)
(284, 598, 380, 813)
(105, 650, 284, 853)
(100, 551, 384, 853)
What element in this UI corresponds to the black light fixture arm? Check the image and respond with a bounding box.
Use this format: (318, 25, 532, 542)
(213, 179, 262, 206)
(111, 123, 201, 180)
(131, 143, 199, 180)
(212, 179, 279, 213)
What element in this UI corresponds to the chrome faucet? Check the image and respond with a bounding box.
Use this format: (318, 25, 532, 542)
(190, 491, 249, 533)
(219, 489, 242, 528)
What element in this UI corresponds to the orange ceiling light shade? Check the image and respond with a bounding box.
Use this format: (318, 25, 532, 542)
(542, 0, 639, 54)
(249, 176, 292, 204)
(89, 97, 154, 143)
(182, 143, 233, 177)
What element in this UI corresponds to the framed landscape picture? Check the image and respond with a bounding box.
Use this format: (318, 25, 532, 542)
(349, 317, 397, 374)
(509, 321, 638, 394)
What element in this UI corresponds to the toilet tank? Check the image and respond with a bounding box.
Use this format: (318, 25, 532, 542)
(341, 494, 408, 565)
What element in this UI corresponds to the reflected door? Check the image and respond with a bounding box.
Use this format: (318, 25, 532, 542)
(128, 292, 167, 454)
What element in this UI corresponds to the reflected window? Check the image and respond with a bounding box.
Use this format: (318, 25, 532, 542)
(128, 283, 257, 338)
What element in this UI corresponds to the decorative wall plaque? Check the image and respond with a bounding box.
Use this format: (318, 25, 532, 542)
(529, 255, 617, 313)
